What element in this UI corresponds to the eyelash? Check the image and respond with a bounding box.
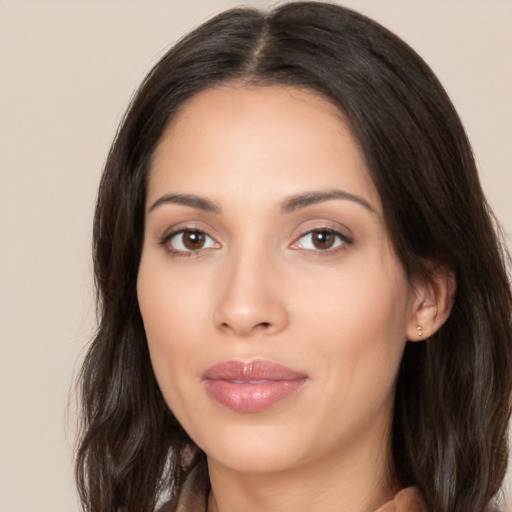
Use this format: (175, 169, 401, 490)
(291, 227, 353, 254)
(160, 229, 219, 257)
(160, 226, 352, 257)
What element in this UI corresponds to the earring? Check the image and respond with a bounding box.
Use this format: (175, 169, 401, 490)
(417, 325, 423, 337)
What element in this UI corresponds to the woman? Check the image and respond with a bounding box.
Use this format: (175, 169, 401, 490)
(75, 2, 512, 511)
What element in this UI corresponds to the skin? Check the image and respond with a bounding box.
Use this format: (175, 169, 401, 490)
(137, 85, 448, 512)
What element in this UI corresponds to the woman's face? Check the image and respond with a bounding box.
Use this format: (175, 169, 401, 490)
(137, 85, 420, 476)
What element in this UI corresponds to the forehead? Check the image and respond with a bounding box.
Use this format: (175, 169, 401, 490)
(148, 84, 380, 211)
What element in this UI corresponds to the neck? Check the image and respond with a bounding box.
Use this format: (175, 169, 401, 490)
(206, 433, 396, 512)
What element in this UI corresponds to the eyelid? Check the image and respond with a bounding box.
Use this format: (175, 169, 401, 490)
(158, 220, 218, 243)
(156, 220, 352, 256)
(159, 224, 221, 256)
(289, 222, 353, 252)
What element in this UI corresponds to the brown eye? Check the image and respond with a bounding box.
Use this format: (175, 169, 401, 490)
(165, 229, 218, 253)
(292, 228, 349, 252)
(182, 230, 206, 250)
(311, 230, 336, 250)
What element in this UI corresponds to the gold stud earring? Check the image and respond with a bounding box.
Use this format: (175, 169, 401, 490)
(417, 325, 423, 337)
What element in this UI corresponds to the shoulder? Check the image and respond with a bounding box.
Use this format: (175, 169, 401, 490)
(158, 500, 177, 512)
(158, 462, 209, 512)
(375, 488, 508, 512)
(375, 487, 427, 512)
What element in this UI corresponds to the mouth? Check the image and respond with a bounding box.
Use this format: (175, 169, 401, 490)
(202, 360, 308, 413)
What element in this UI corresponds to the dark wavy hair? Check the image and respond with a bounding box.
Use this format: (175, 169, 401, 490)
(75, 3, 512, 511)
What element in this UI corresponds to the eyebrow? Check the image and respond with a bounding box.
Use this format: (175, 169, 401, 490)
(280, 189, 376, 214)
(148, 193, 221, 214)
(148, 189, 376, 215)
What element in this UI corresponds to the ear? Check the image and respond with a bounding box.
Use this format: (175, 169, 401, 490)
(406, 266, 456, 342)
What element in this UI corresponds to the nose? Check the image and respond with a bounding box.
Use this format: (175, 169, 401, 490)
(213, 248, 289, 337)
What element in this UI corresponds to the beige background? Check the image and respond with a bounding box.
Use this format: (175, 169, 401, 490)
(1, 1, 510, 511)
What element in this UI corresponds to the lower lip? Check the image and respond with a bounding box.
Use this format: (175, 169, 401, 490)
(204, 378, 307, 413)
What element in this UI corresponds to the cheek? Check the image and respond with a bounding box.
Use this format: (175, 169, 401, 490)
(295, 255, 410, 401)
(137, 262, 205, 397)
(138, 255, 210, 340)
(299, 254, 409, 341)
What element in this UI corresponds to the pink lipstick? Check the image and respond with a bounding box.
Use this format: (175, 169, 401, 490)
(202, 360, 308, 413)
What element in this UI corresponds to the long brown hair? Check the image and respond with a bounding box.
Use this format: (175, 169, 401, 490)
(76, 3, 512, 511)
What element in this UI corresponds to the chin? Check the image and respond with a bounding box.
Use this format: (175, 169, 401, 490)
(190, 418, 312, 474)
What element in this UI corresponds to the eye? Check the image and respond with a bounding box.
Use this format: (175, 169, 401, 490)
(163, 229, 219, 254)
(292, 228, 350, 252)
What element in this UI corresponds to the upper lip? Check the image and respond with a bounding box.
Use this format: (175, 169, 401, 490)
(202, 360, 308, 382)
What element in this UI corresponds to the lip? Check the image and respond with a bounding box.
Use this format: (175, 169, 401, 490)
(202, 360, 308, 413)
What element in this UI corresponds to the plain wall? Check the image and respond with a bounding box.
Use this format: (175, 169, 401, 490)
(1, 1, 510, 511)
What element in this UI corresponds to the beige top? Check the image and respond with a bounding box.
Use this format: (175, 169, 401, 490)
(162, 464, 427, 512)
